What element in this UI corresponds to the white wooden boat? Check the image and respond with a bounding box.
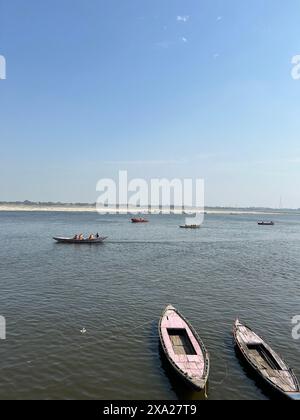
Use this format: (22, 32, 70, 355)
(233, 319, 300, 400)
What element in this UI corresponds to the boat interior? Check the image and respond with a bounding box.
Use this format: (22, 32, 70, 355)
(247, 343, 282, 370)
(167, 328, 197, 356)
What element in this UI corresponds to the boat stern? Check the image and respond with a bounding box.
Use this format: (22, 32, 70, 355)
(285, 392, 300, 400)
(190, 378, 207, 392)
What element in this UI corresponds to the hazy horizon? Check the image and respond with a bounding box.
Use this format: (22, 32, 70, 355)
(0, 200, 299, 211)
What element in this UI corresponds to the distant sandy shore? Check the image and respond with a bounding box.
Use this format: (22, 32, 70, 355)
(0, 204, 293, 216)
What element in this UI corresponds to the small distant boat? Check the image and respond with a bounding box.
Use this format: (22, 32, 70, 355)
(53, 237, 108, 244)
(131, 218, 149, 223)
(159, 305, 210, 392)
(258, 221, 274, 226)
(180, 224, 201, 229)
(233, 320, 300, 400)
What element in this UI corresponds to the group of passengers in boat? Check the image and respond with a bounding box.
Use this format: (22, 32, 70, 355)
(73, 233, 100, 241)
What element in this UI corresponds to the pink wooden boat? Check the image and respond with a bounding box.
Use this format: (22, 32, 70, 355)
(159, 305, 210, 391)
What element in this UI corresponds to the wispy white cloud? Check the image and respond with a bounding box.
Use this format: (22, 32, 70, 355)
(177, 15, 190, 23)
(217, 16, 223, 22)
(182, 37, 188, 43)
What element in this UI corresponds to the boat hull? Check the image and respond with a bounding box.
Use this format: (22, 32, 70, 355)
(286, 392, 300, 400)
(53, 237, 108, 244)
(258, 222, 274, 226)
(180, 225, 200, 229)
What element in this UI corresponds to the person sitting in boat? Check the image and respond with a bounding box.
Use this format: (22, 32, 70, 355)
(73, 234, 79, 240)
(89, 234, 95, 240)
(79, 234, 84, 240)
(96, 233, 99, 238)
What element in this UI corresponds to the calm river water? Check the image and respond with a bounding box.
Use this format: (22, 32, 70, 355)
(0, 211, 299, 400)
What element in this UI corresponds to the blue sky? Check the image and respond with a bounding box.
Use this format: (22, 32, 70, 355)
(0, 0, 300, 207)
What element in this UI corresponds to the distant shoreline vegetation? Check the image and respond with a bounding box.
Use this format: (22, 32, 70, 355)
(0, 201, 299, 214)
(0, 200, 97, 207)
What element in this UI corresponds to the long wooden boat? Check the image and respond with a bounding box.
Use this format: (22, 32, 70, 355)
(159, 305, 210, 392)
(53, 237, 108, 244)
(233, 319, 300, 400)
(258, 221, 274, 226)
